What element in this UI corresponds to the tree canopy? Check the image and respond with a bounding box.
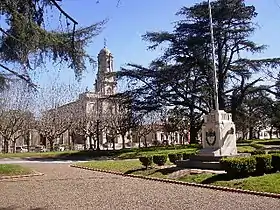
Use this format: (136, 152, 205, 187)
(0, 0, 105, 87)
(116, 0, 280, 143)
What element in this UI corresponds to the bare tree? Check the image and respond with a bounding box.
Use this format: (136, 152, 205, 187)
(0, 82, 34, 153)
(103, 96, 137, 149)
(134, 111, 160, 148)
(35, 81, 81, 151)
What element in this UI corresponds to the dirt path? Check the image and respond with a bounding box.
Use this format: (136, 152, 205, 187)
(0, 163, 279, 210)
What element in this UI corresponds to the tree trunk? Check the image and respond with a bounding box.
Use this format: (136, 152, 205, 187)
(144, 136, 148, 148)
(89, 136, 93, 150)
(138, 136, 141, 148)
(12, 140, 16, 153)
(96, 135, 100, 151)
(68, 130, 71, 150)
(269, 127, 273, 139)
(3, 139, 9, 153)
(96, 120, 100, 151)
(112, 137, 115, 151)
(257, 128, 261, 139)
(26, 136, 30, 152)
(121, 134, 125, 149)
(189, 124, 198, 144)
(249, 127, 254, 140)
(49, 140, 54, 151)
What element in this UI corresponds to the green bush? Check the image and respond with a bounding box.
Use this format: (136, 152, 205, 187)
(168, 153, 183, 164)
(139, 156, 153, 169)
(254, 154, 272, 175)
(177, 153, 183, 161)
(220, 157, 256, 178)
(250, 143, 265, 150)
(272, 154, 280, 172)
(251, 150, 266, 155)
(268, 150, 280, 154)
(153, 155, 167, 166)
(182, 152, 195, 160)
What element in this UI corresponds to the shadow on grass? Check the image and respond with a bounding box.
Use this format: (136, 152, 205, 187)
(200, 174, 231, 184)
(22, 150, 119, 162)
(124, 166, 183, 177)
(124, 167, 148, 174)
(154, 167, 183, 175)
(4, 144, 200, 162)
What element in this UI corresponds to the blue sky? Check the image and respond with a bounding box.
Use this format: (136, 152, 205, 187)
(35, 0, 280, 92)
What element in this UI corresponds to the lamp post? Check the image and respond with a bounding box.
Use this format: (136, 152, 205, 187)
(208, 0, 219, 111)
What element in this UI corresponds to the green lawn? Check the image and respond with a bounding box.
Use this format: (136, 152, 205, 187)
(0, 146, 198, 160)
(76, 160, 178, 179)
(237, 145, 256, 153)
(0, 151, 79, 159)
(0, 164, 32, 176)
(76, 159, 280, 194)
(117, 148, 197, 159)
(178, 172, 280, 194)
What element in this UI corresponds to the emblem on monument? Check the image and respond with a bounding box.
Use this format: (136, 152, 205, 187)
(206, 129, 216, 146)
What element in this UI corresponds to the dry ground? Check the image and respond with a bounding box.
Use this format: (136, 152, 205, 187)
(0, 162, 280, 210)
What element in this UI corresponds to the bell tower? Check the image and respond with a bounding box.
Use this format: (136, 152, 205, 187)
(95, 42, 116, 96)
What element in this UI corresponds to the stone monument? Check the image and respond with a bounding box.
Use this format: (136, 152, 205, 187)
(176, 110, 238, 170)
(199, 110, 237, 157)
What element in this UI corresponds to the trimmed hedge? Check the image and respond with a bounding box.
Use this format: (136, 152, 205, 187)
(168, 153, 183, 164)
(254, 154, 272, 175)
(153, 155, 167, 166)
(182, 152, 196, 160)
(251, 150, 266, 155)
(139, 156, 153, 169)
(220, 157, 256, 178)
(272, 154, 280, 172)
(268, 150, 280, 154)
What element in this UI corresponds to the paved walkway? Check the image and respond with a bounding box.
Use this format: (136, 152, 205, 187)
(0, 162, 280, 210)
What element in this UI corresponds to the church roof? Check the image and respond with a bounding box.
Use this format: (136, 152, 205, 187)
(99, 47, 111, 55)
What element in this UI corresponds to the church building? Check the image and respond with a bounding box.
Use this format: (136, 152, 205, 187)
(57, 46, 131, 150)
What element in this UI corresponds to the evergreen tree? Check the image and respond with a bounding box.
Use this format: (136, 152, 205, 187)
(0, 0, 105, 87)
(117, 0, 280, 143)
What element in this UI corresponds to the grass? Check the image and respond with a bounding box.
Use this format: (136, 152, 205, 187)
(0, 145, 198, 160)
(0, 151, 79, 159)
(0, 164, 32, 176)
(117, 148, 197, 159)
(178, 172, 280, 194)
(76, 158, 280, 195)
(76, 159, 180, 179)
(237, 145, 256, 153)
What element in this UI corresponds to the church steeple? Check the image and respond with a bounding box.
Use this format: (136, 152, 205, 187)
(95, 44, 116, 96)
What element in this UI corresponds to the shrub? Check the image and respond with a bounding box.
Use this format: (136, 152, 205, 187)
(168, 153, 183, 164)
(168, 154, 177, 164)
(272, 154, 280, 172)
(250, 143, 265, 150)
(177, 153, 183, 161)
(251, 150, 266, 155)
(182, 152, 195, 160)
(268, 150, 280, 154)
(139, 156, 153, 169)
(254, 154, 272, 175)
(153, 155, 167, 166)
(220, 157, 256, 178)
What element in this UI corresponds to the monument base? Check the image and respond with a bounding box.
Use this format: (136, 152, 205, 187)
(198, 147, 237, 157)
(176, 153, 250, 170)
(175, 110, 238, 170)
(201, 110, 237, 157)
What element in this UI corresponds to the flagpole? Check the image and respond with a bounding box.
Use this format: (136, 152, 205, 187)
(208, 0, 219, 111)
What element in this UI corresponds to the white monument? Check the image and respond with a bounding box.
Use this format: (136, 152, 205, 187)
(199, 110, 237, 157)
(198, 0, 237, 157)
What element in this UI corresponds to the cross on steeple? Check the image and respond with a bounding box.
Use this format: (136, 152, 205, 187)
(104, 38, 107, 48)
